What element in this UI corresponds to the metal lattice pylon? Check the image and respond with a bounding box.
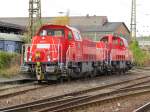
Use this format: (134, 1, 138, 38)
(130, 0, 136, 41)
(28, 0, 41, 41)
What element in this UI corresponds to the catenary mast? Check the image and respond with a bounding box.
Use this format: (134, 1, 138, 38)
(130, 0, 136, 41)
(28, 0, 41, 41)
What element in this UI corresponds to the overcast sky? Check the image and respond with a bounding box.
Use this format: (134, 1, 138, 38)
(0, 0, 149, 36)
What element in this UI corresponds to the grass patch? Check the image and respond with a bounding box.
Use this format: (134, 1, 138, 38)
(0, 51, 20, 78)
(129, 40, 150, 66)
(0, 64, 20, 78)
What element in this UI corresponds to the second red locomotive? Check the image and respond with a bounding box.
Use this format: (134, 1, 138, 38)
(20, 24, 133, 82)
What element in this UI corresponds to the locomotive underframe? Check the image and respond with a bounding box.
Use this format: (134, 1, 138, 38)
(21, 59, 133, 81)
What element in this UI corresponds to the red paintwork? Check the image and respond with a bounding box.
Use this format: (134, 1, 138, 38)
(96, 34, 132, 62)
(26, 25, 132, 64)
(28, 25, 70, 63)
(26, 25, 97, 63)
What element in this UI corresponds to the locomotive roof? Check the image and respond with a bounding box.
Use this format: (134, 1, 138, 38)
(40, 24, 80, 33)
(66, 25, 80, 33)
(0, 20, 25, 31)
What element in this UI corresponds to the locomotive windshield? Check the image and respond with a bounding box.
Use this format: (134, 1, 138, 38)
(39, 29, 64, 37)
(100, 37, 108, 43)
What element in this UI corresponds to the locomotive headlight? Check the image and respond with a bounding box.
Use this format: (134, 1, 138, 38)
(28, 53, 32, 61)
(47, 51, 50, 62)
(35, 52, 41, 61)
(35, 52, 40, 58)
(29, 58, 32, 61)
(47, 56, 50, 61)
(48, 58, 50, 61)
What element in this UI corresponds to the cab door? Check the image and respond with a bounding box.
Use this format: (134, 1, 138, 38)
(67, 30, 82, 62)
(73, 31, 83, 62)
(66, 30, 75, 61)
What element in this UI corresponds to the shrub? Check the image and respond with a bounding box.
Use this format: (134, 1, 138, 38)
(0, 51, 20, 77)
(129, 40, 150, 66)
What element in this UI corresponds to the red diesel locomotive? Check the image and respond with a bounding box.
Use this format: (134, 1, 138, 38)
(20, 24, 133, 81)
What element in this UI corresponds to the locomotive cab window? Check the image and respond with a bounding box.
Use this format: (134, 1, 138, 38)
(39, 29, 64, 37)
(40, 30, 47, 36)
(112, 39, 118, 45)
(100, 37, 108, 43)
(120, 40, 124, 46)
(68, 31, 73, 40)
(74, 32, 82, 41)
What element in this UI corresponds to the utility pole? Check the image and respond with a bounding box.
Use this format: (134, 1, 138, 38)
(28, 0, 41, 41)
(130, 0, 136, 41)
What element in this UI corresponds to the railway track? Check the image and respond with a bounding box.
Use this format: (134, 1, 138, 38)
(0, 78, 37, 92)
(45, 85, 150, 112)
(0, 82, 49, 99)
(0, 82, 37, 92)
(133, 102, 150, 112)
(1, 75, 150, 112)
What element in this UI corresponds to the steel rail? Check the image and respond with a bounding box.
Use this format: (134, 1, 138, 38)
(133, 102, 150, 112)
(43, 86, 150, 112)
(0, 82, 37, 92)
(0, 84, 48, 99)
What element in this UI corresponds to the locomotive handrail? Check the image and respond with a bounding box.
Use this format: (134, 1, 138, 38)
(21, 43, 62, 64)
(21, 44, 31, 64)
(66, 46, 70, 68)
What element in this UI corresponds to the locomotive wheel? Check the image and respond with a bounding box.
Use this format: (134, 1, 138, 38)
(90, 69, 97, 78)
(83, 72, 89, 80)
(67, 76, 71, 82)
(89, 72, 94, 78)
(106, 71, 111, 75)
(123, 69, 126, 74)
(67, 69, 72, 82)
(93, 69, 97, 76)
(122, 69, 126, 74)
(118, 69, 124, 75)
(38, 80, 42, 84)
(59, 77, 64, 83)
(121, 69, 125, 75)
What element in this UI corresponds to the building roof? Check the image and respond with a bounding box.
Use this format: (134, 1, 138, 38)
(70, 16, 108, 26)
(0, 16, 108, 27)
(0, 16, 130, 34)
(0, 21, 25, 31)
(72, 22, 130, 33)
